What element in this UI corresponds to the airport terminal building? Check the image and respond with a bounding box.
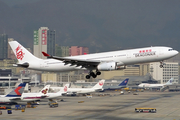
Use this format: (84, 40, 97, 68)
(150, 62, 179, 84)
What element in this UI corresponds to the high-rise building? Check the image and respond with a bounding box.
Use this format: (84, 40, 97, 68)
(33, 27, 56, 59)
(8, 38, 16, 59)
(69, 46, 89, 56)
(149, 62, 179, 84)
(56, 45, 70, 57)
(0, 34, 8, 60)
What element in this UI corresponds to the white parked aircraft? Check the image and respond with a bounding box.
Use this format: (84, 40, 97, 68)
(44, 84, 69, 99)
(21, 85, 50, 102)
(0, 83, 26, 105)
(50, 84, 70, 92)
(65, 80, 105, 95)
(9, 41, 178, 79)
(138, 78, 174, 88)
(21, 84, 69, 102)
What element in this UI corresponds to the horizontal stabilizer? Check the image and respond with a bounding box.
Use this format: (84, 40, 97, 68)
(15, 62, 29, 68)
(42, 52, 51, 57)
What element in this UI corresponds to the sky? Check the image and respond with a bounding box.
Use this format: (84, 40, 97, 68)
(0, 0, 180, 53)
(1, 0, 40, 6)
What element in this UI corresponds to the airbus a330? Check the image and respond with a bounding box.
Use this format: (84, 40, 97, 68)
(9, 41, 178, 79)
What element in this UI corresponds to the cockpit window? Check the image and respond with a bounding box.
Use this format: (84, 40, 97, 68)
(168, 49, 173, 51)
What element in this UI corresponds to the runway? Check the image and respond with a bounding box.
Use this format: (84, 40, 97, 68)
(1, 91, 180, 120)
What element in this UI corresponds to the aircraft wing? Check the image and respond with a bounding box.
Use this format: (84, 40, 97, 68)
(40, 95, 48, 98)
(42, 52, 100, 67)
(9, 98, 21, 101)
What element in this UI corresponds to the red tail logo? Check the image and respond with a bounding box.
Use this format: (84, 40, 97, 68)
(42, 89, 48, 94)
(64, 86, 67, 92)
(99, 81, 104, 86)
(15, 45, 25, 60)
(14, 86, 22, 95)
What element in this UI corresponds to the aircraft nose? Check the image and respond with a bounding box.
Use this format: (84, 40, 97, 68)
(174, 50, 179, 55)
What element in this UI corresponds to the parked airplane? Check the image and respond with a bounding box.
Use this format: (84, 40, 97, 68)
(138, 78, 174, 88)
(21, 84, 69, 103)
(50, 84, 71, 92)
(102, 78, 129, 91)
(20, 85, 50, 102)
(65, 80, 105, 95)
(0, 83, 26, 105)
(9, 41, 178, 79)
(44, 84, 69, 99)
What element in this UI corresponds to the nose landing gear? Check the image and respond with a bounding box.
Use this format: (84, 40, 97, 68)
(159, 61, 165, 68)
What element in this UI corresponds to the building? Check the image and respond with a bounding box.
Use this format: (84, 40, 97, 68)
(69, 46, 89, 56)
(33, 27, 56, 59)
(149, 62, 179, 84)
(8, 38, 16, 59)
(56, 45, 69, 57)
(0, 34, 8, 59)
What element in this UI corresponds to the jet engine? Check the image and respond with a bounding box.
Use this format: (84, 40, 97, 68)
(97, 62, 116, 71)
(97, 62, 126, 71)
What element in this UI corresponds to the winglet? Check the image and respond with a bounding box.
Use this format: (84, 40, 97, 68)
(42, 52, 50, 57)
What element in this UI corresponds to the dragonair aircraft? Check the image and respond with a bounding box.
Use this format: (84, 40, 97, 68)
(9, 41, 178, 79)
(138, 78, 174, 88)
(0, 83, 26, 105)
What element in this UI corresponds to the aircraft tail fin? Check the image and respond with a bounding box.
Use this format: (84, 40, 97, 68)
(119, 78, 129, 86)
(58, 84, 69, 93)
(5, 83, 26, 97)
(92, 80, 105, 89)
(9, 41, 41, 64)
(165, 78, 173, 85)
(39, 85, 50, 95)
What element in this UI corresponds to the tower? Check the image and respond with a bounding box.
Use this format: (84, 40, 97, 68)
(0, 34, 8, 59)
(33, 27, 55, 59)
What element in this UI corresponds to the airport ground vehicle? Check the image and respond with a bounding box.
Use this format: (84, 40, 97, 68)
(49, 102, 58, 108)
(135, 108, 156, 113)
(0, 106, 6, 109)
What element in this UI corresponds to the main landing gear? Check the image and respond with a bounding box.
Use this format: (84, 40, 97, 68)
(86, 70, 101, 79)
(159, 61, 165, 68)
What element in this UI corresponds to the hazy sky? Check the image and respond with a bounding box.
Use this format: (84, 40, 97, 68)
(0, 0, 180, 53)
(1, 0, 40, 6)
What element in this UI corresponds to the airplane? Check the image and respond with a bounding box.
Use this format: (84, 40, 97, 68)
(44, 84, 69, 99)
(0, 83, 26, 105)
(65, 80, 105, 95)
(138, 78, 174, 88)
(9, 41, 179, 79)
(21, 84, 69, 103)
(50, 84, 71, 92)
(20, 85, 50, 102)
(102, 78, 129, 91)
